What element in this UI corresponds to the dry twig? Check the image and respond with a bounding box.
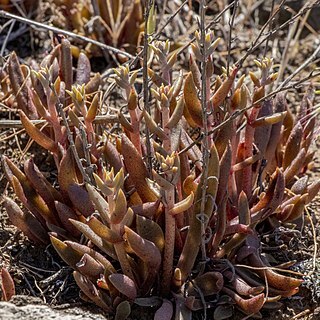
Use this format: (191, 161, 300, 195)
(0, 10, 135, 59)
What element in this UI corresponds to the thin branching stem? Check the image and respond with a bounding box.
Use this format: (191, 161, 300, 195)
(79, 124, 96, 186)
(263, 0, 276, 57)
(101, 0, 190, 80)
(90, 0, 110, 62)
(0, 19, 15, 56)
(236, 0, 320, 67)
(157, 0, 189, 38)
(0, 10, 134, 59)
(179, 70, 320, 156)
(278, 41, 320, 90)
(0, 115, 121, 129)
(177, 1, 236, 58)
(236, 0, 286, 67)
(199, 2, 209, 302)
(142, 0, 153, 176)
(226, 0, 239, 76)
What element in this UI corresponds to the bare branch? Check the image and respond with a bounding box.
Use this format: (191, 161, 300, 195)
(199, 3, 209, 305)
(226, 0, 239, 75)
(142, 0, 154, 176)
(0, 10, 135, 59)
(0, 115, 121, 129)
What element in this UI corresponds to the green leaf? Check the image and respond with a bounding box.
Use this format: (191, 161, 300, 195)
(147, 0, 156, 35)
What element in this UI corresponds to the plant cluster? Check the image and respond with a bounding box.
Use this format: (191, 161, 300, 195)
(0, 0, 143, 57)
(1, 29, 320, 319)
(47, 0, 143, 56)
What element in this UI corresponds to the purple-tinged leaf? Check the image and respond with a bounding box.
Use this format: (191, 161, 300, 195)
(1, 268, 15, 301)
(154, 299, 173, 320)
(108, 273, 137, 300)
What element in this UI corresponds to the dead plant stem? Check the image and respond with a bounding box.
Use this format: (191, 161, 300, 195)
(0, 10, 134, 59)
(226, 0, 239, 76)
(90, 0, 110, 62)
(278, 41, 320, 90)
(0, 19, 15, 56)
(236, 0, 287, 67)
(0, 114, 121, 129)
(263, 0, 276, 57)
(142, 0, 153, 176)
(79, 124, 96, 186)
(199, 3, 209, 311)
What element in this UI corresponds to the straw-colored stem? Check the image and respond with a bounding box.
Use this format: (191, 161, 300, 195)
(161, 186, 175, 295)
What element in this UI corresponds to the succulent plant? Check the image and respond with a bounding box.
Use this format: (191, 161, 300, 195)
(48, 0, 143, 56)
(2, 30, 319, 319)
(0, 267, 15, 301)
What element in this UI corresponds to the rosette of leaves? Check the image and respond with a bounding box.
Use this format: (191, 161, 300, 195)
(2, 34, 320, 318)
(49, 0, 143, 56)
(49, 0, 91, 36)
(2, 39, 102, 242)
(96, 0, 143, 53)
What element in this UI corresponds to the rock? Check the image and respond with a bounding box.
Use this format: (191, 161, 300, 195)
(0, 296, 108, 320)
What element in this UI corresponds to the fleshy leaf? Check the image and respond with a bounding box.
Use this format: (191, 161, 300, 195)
(121, 134, 157, 202)
(19, 110, 57, 153)
(108, 273, 137, 300)
(1, 268, 16, 301)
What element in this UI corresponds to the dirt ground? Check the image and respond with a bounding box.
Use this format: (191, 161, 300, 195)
(1, 1, 320, 319)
